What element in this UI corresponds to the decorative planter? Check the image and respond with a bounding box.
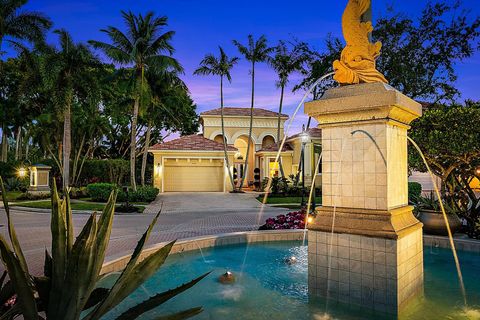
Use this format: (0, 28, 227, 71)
(418, 209, 462, 236)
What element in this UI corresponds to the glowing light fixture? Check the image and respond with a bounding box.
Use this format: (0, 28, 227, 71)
(17, 167, 27, 178)
(307, 216, 314, 224)
(300, 131, 310, 143)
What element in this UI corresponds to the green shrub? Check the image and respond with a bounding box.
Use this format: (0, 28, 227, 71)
(408, 182, 422, 203)
(87, 183, 118, 202)
(18, 191, 51, 200)
(130, 186, 159, 202)
(87, 183, 159, 203)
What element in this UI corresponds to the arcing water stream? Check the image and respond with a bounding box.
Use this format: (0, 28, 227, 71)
(407, 136, 468, 306)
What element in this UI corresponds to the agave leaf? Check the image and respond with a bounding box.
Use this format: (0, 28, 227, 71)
(0, 176, 29, 274)
(48, 180, 68, 313)
(33, 276, 51, 312)
(0, 303, 22, 320)
(44, 249, 52, 278)
(152, 307, 203, 320)
(93, 190, 117, 276)
(83, 287, 109, 311)
(115, 272, 210, 320)
(57, 213, 98, 319)
(64, 190, 74, 255)
(0, 271, 6, 289)
(0, 281, 14, 306)
(84, 209, 165, 320)
(85, 241, 174, 320)
(0, 236, 38, 320)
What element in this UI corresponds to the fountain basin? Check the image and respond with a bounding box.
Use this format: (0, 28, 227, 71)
(99, 231, 480, 320)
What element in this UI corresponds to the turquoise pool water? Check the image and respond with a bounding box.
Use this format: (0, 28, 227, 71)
(101, 241, 480, 319)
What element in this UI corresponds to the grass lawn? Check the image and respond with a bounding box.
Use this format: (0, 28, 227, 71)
(256, 195, 322, 205)
(12, 200, 145, 213)
(3, 191, 24, 202)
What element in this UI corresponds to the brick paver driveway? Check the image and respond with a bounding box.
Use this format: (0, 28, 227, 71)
(1, 192, 287, 275)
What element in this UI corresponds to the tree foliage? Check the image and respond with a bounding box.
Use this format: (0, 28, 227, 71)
(409, 101, 480, 236)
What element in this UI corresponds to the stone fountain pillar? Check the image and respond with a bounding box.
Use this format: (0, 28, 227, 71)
(306, 82, 423, 314)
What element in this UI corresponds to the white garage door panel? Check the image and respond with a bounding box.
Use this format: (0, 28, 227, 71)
(164, 164, 224, 192)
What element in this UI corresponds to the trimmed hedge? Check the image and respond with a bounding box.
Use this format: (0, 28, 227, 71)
(408, 182, 422, 203)
(86, 183, 159, 203)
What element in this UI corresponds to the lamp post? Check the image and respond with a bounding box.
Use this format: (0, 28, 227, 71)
(300, 128, 310, 207)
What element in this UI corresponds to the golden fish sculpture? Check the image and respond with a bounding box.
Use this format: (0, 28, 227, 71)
(333, 0, 388, 84)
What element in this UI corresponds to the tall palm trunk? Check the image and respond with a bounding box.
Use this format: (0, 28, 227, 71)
(239, 61, 255, 189)
(130, 97, 139, 191)
(141, 119, 152, 186)
(220, 76, 236, 191)
(1, 124, 7, 162)
(276, 84, 286, 178)
(15, 126, 22, 160)
(63, 98, 72, 191)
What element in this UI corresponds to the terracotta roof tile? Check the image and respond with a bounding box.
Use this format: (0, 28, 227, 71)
(257, 143, 294, 152)
(150, 134, 237, 152)
(288, 127, 322, 140)
(200, 107, 289, 118)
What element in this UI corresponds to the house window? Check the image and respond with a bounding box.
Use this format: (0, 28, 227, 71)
(262, 135, 275, 148)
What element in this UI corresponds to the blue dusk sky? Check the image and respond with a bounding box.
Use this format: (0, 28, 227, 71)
(4, 0, 480, 137)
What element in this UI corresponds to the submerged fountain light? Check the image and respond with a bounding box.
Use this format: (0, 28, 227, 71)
(218, 271, 235, 284)
(285, 256, 297, 265)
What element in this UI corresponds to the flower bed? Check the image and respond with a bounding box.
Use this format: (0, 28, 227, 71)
(259, 209, 311, 230)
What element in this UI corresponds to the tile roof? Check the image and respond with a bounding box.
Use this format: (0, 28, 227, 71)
(287, 127, 322, 140)
(150, 134, 237, 152)
(257, 143, 294, 153)
(200, 107, 289, 118)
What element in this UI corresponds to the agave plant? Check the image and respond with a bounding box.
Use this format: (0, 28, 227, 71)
(0, 176, 208, 319)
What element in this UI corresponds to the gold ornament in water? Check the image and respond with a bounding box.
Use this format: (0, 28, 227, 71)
(333, 0, 388, 84)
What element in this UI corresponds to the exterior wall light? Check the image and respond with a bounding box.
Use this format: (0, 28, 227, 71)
(156, 163, 162, 176)
(300, 131, 310, 143)
(17, 167, 27, 178)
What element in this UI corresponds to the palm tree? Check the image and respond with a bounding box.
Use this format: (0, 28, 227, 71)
(0, 0, 50, 161)
(140, 69, 186, 186)
(40, 29, 100, 191)
(232, 35, 273, 189)
(269, 40, 306, 143)
(0, 0, 51, 54)
(268, 41, 306, 179)
(194, 47, 238, 191)
(89, 11, 182, 191)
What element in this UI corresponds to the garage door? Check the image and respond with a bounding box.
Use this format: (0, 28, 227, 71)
(163, 159, 224, 192)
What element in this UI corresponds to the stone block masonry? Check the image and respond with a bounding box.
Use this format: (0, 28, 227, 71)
(305, 82, 424, 315)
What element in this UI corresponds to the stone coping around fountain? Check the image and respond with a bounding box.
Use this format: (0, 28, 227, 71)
(424, 235, 480, 254)
(100, 230, 480, 275)
(100, 230, 306, 275)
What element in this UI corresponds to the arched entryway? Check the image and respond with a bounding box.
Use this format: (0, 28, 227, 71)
(233, 135, 255, 188)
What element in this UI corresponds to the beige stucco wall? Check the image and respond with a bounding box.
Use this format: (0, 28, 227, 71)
(152, 151, 236, 192)
(201, 115, 286, 145)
